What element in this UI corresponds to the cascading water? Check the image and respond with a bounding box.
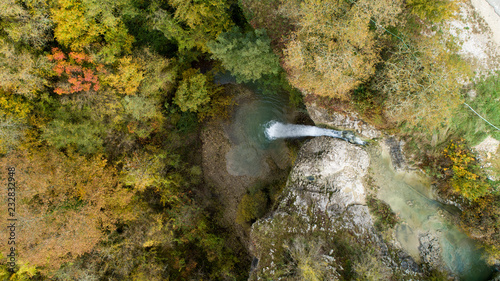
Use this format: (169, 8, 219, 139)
(264, 121, 366, 145)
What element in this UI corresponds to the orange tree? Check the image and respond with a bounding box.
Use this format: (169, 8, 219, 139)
(0, 148, 135, 274)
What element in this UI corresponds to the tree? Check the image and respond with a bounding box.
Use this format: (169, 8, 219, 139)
(174, 68, 216, 113)
(47, 48, 104, 95)
(106, 56, 144, 96)
(239, 0, 295, 49)
(407, 0, 459, 23)
(281, 0, 403, 99)
(0, 39, 51, 99)
(51, 0, 134, 62)
(135, 48, 178, 98)
(41, 106, 106, 154)
(0, 148, 134, 274)
(0, 114, 26, 154)
(0, 0, 53, 49)
(152, 0, 233, 52)
(236, 191, 267, 225)
(208, 27, 281, 83)
(121, 95, 165, 138)
(370, 35, 470, 130)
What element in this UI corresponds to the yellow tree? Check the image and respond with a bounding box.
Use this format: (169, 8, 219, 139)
(0, 0, 53, 49)
(371, 35, 470, 130)
(51, 0, 134, 62)
(0, 39, 51, 99)
(281, 0, 403, 99)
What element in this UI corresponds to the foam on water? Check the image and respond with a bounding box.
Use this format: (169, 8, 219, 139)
(264, 121, 365, 145)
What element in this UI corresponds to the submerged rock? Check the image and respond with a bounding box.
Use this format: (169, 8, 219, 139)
(419, 232, 444, 269)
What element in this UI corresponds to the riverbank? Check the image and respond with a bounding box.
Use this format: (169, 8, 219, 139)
(471, 0, 500, 48)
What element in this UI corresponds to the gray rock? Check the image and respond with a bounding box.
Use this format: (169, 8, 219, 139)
(419, 232, 443, 268)
(306, 102, 381, 139)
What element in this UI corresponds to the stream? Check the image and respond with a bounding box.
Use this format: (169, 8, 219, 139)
(368, 144, 493, 280)
(216, 73, 494, 279)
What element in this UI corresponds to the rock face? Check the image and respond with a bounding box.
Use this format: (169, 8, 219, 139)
(288, 137, 372, 231)
(306, 102, 381, 139)
(249, 137, 421, 280)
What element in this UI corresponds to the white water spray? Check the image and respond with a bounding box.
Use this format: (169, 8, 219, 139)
(264, 121, 365, 145)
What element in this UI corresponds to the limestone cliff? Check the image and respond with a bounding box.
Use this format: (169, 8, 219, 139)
(249, 137, 421, 280)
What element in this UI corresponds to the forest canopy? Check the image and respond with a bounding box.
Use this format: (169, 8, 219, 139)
(0, 0, 498, 279)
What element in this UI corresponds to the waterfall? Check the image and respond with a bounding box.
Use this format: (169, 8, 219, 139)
(264, 121, 365, 145)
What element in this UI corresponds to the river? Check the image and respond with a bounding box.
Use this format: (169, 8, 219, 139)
(368, 144, 494, 280)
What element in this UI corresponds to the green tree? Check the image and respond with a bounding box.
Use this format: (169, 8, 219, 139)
(174, 68, 216, 113)
(41, 107, 105, 154)
(0, 0, 53, 49)
(152, 0, 233, 52)
(0, 114, 26, 154)
(121, 95, 165, 138)
(208, 27, 281, 83)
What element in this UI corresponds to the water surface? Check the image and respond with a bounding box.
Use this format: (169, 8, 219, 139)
(368, 144, 493, 280)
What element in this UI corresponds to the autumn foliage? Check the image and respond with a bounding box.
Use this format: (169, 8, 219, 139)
(0, 148, 134, 273)
(48, 48, 104, 95)
(442, 140, 491, 201)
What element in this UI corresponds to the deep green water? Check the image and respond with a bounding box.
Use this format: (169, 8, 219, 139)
(224, 83, 292, 177)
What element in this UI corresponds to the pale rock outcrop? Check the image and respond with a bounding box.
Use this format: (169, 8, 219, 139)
(306, 102, 381, 139)
(287, 137, 372, 231)
(249, 137, 421, 280)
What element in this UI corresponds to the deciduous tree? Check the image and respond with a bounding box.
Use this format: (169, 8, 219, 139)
(407, 0, 459, 23)
(51, 0, 134, 62)
(0, 40, 51, 98)
(281, 0, 403, 99)
(152, 0, 233, 52)
(0, 0, 53, 49)
(48, 48, 104, 95)
(371, 35, 470, 130)
(174, 68, 217, 113)
(0, 148, 134, 273)
(41, 106, 106, 154)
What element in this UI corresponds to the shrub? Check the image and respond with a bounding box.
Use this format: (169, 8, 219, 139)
(366, 195, 398, 231)
(442, 140, 491, 200)
(407, 0, 459, 23)
(236, 191, 268, 225)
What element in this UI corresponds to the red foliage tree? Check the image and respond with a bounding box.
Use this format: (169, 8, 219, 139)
(48, 48, 105, 95)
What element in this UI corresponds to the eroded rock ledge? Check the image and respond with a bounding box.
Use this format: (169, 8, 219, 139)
(249, 137, 421, 280)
